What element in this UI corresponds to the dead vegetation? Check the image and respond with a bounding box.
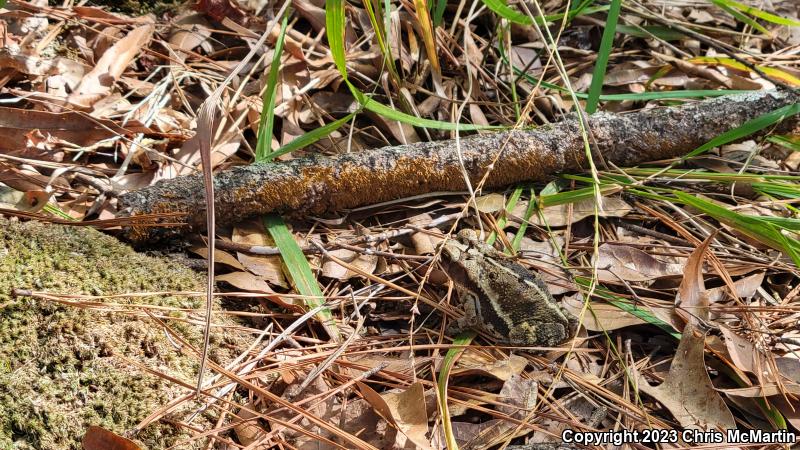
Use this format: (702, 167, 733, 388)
(1, 0, 800, 449)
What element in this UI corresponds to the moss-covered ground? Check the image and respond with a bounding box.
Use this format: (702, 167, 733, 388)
(0, 218, 241, 449)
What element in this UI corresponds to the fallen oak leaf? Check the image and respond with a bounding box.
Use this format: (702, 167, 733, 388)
(635, 234, 735, 432)
(636, 321, 736, 431)
(357, 381, 432, 450)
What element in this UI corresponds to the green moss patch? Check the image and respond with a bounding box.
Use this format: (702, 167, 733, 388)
(0, 218, 243, 449)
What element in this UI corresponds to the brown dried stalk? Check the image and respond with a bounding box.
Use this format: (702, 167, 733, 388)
(119, 89, 799, 242)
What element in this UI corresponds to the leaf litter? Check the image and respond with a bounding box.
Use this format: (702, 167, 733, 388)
(0, 0, 799, 448)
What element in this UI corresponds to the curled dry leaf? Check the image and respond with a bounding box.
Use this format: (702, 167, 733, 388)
(409, 212, 438, 255)
(707, 272, 764, 304)
(321, 248, 379, 281)
(595, 243, 684, 283)
(68, 23, 154, 109)
(233, 402, 269, 450)
(189, 245, 245, 271)
(511, 195, 632, 227)
(168, 13, 213, 62)
(718, 325, 783, 385)
(675, 234, 715, 326)
(474, 193, 505, 213)
(233, 221, 287, 288)
(379, 382, 431, 449)
(717, 383, 800, 397)
(635, 235, 736, 431)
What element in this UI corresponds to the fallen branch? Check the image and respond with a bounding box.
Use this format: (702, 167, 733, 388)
(119, 89, 799, 242)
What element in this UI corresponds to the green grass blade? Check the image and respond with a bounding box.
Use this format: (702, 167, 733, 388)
(432, 0, 447, 26)
(326, 0, 348, 80)
(326, 0, 496, 131)
(263, 214, 340, 339)
(481, 0, 606, 25)
(673, 191, 800, 266)
(585, 0, 621, 113)
(684, 102, 800, 159)
(538, 183, 622, 207)
(355, 90, 499, 130)
(712, 0, 771, 35)
(768, 135, 800, 152)
(510, 185, 538, 252)
(576, 277, 680, 338)
(255, 12, 339, 340)
(486, 185, 524, 247)
(362, 0, 400, 82)
(718, 0, 800, 26)
(255, 14, 289, 161)
(751, 181, 800, 200)
(437, 331, 475, 450)
(263, 111, 358, 162)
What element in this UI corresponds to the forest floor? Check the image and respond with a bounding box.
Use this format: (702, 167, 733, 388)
(1, 0, 800, 448)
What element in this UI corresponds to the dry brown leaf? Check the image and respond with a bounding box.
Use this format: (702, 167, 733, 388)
(775, 357, 800, 383)
(718, 325, 780, 384)
(635, 237, 735, 432)
(512, 196, 631, 227)
(380, 382, 431, 449)
(452, 351, 528, 380)
(707, 272, 764, 304)
(168, 13, 212, 62)
(195, 0, 249, 26)
(82, 426, 141, 450)
(0, 107, 146, 160)
(451, 375, 537, 448)
(350, 354, 416, 374)
(233, 220, 288, 288)
(68, 23, 154, 108)
(474, 193, 505, 213)
(562, 294, 646, 331)
(234, 402, 269, 449)
(189, 245, 245, 271)
(216, 271, 274, 293)
(636, 321, 736, 431)
(409, 212, 438, 255)
(718, 383, 800, 397)
(321, 248, 378, 281)
(595, 243, 683, 283)
(675, 234, 714, 326)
